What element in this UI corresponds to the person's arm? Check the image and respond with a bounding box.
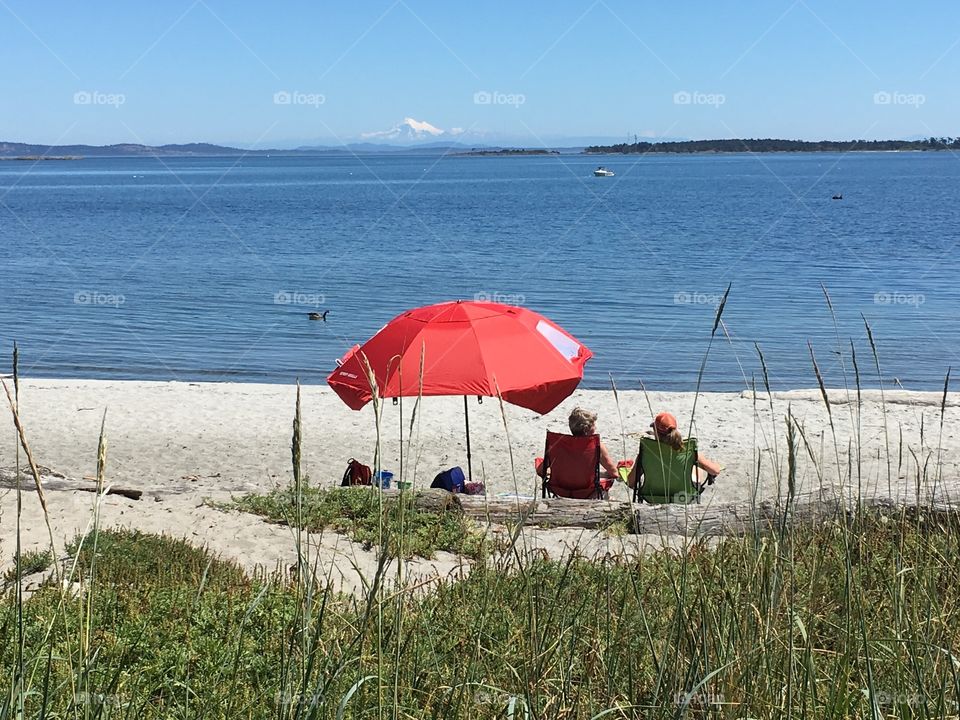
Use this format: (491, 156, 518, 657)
(599, 442, 618, 478)
(697, 455, 722, 477)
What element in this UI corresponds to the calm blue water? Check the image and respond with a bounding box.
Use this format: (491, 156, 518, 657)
(1, 152, 957, 391)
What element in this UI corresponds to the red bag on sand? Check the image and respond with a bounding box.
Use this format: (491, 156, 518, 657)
(341, 459, 372, 486)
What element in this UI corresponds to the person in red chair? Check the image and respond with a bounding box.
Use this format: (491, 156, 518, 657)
(537, 407, 619, 499)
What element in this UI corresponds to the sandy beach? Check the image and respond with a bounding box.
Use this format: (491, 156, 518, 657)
(2, 379, 958, 593)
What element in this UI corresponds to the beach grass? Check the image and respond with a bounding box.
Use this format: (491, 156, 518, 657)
(231, 485, 489, 560)
(3, 511, 960, 718)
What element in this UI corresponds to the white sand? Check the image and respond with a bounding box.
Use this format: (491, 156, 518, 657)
(2, 379, 958, 594)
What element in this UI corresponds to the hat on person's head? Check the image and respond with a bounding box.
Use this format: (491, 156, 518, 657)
(651, 412, 678, 435)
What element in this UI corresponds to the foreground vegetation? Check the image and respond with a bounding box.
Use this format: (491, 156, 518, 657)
(3, 510, 960, 719)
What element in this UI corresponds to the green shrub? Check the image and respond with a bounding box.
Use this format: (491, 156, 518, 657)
(232, 486, 488, 560)
(2, 549, 52, 584)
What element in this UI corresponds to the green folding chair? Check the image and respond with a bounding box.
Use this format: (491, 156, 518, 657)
(632, 436, 705, 504)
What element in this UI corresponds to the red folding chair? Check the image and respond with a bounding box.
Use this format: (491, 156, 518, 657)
(537, 431, 603, 499)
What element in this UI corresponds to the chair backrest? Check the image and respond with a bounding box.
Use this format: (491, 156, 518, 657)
(542, 431, 601, 499)
(635, 436, 700, 504)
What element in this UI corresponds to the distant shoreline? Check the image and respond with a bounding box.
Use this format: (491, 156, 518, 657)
(2, 137, 957, 159)
(0, 155, 82, 161)
(0, 149, 949, 161)
(454, 148, 561, 157)
(584, 137, 958, 154)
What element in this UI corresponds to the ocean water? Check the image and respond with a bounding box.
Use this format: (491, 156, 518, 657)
(1, 152, 957, 392)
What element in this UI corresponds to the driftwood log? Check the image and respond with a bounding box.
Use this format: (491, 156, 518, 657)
(76, 485, 143, 501)
(402, 490, 634, 530)
(3, 467, 958, 536)
(383, 487, 960, 537)
(0, 468, 143, 501)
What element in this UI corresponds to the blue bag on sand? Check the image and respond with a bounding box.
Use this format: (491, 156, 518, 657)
(431, 466, 466, 493)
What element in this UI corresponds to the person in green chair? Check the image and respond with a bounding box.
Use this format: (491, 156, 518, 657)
(624, 412, 721, 503)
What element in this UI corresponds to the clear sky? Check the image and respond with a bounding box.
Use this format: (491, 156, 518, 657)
(2, 0, 958, 147)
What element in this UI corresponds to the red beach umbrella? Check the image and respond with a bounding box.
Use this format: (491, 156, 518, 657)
(327, 300, 593, 480)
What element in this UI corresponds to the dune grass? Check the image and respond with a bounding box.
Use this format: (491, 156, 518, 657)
(231, 485, 489, 560)
(3, 512, 960, 718)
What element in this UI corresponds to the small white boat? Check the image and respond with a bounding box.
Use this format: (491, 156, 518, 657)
(593, 166, 614, 177)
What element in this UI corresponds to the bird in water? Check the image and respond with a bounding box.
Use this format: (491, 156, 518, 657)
(308, 310, 329, 321)
(832, 193, 843, 200)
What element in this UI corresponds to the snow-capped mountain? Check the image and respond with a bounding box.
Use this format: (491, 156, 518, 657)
(360, 117, 452, 143)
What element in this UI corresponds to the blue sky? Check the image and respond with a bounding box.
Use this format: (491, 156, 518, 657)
(2, 0, 958, 147)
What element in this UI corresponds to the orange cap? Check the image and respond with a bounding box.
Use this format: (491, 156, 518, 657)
(652, 412, 678, 435)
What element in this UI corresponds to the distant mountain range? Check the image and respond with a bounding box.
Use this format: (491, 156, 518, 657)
(0, 118, 668, 157)
(0, 139, 591, 158)
(4, 135, 956, 159)
(0, 140, 489, 158)
(0, 141, 254, 158)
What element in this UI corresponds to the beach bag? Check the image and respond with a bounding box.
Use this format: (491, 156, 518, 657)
(431, 466, 466, 493)
(341, 459, 372, 486)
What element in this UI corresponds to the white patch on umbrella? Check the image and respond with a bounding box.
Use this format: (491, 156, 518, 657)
(536, 320, 581, 361)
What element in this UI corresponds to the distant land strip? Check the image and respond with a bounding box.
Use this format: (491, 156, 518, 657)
(585, 137, 960, 154)
(0, 155, 82, 161)
(1, 137, 959, 159)
(456, 148, 561, 156)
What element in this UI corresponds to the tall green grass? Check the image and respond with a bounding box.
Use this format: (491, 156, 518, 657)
(3, 511, 960, 718)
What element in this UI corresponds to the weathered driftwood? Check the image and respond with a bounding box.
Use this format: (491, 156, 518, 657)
(0, 468, 142, 500)
(76, 485, 143, 501)
(5, 468, 959, 537)
(362, 487, 632, 529)
(385, 487, 960, 537)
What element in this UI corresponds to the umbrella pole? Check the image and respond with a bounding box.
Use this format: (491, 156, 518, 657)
(463, 395, 472, 484)
(398, 394, 403, 486)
